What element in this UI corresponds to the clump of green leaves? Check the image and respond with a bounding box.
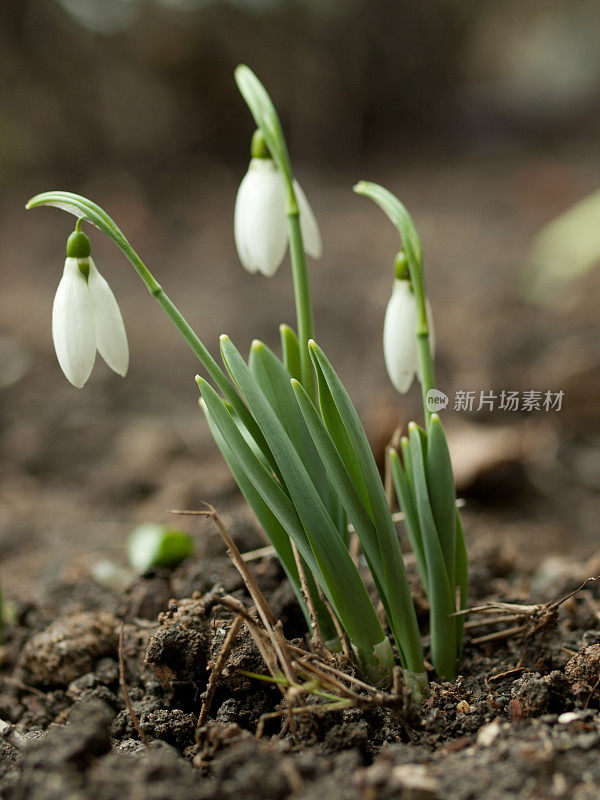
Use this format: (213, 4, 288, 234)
(26, 66, 467, 695)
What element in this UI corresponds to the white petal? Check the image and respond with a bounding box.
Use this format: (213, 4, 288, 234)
(87, 259, 129, 377)
(234, 170, 259, 274)
(383, 279, 418, 394)
(234, 158, 288, 277)
(52, 258, 96, 388)
(294, 179, 322, 260)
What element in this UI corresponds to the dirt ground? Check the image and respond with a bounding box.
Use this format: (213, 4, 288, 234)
(0, 145, 599, 798)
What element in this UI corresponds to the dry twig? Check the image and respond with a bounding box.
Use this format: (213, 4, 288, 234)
(118, 624, 148, 745)
(197, 614, 243, 727)
(453, 576, 600, 646)
(174, 504, 411, 742)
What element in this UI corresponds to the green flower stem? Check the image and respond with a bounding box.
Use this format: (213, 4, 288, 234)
(416, 316, 436, 429)
(353, 180, 436, 428)
(394, 213, 435, 429)
(235, 65, 316, 399)
(26, 192, 272, 463)
(286, 209, 315, 399)
(99, 238, 232, 398)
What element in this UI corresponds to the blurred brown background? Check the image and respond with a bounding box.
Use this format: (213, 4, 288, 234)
(1, 0, 599, 602)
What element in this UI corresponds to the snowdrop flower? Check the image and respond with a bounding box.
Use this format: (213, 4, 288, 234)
(383, 277, 434, 394)
(52, 229, 129, 388)
(234, 132, 322, 277)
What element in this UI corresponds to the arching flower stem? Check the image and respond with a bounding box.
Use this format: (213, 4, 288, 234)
(26, 191, 272, 460)
(235, 65, 316, 401)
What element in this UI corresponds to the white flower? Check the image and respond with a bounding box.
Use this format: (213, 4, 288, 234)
(52, 257, 129, 388)
(383, 279, 434, 394)
(234, 158, 322, 277)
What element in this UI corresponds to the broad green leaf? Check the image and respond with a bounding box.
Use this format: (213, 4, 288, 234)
(202, 398, 338, 642)
(248, 340, 326, 501)
(218, 336, 388, 672)
(292, 378, 387, 590)
(280, 324, 302, 383)
(390, 449, 428, 595)
(198, 379, 318, 579)
(224, 401, 272, 473)
(203, 400, 300, 584)
(308, 340, 424, 674)
(409, 423, 456, 679)
(426, 414, 456, 588)
(328, 490, 348, 547)
(315, 364, 371, 514)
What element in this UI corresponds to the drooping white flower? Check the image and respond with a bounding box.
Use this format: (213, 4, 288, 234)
(52, 253, 129, 388)
(383, 279, 434, 394)
(234, 157, 322, 277)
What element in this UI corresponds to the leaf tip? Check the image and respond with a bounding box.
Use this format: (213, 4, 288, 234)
(196, 376, 210, 394)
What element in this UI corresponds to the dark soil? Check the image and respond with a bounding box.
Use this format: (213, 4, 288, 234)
(2, 517, 600, 800)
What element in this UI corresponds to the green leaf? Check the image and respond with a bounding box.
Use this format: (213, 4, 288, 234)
(390, 449, 428, 595)
(198, 379, 317, 577)
(455, 510, 468, 657)
(426, 414, 456, 588)
(314, 362, 371, 514)
(223, 401, 272, 473)
(203, 399, 300, 584)
(409, 423, 456, 679)
(202, 397, 338, 643)
(127, 524, 193, 573)
(292, 378, 387, 588)
(200, 377, 349, 655)
(400, 436, 413, 485)
(308, 340, 424, 674)
(248, 340, 326, 501)
(208, 342, 390, 674)
(280, 324, 302, 383)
